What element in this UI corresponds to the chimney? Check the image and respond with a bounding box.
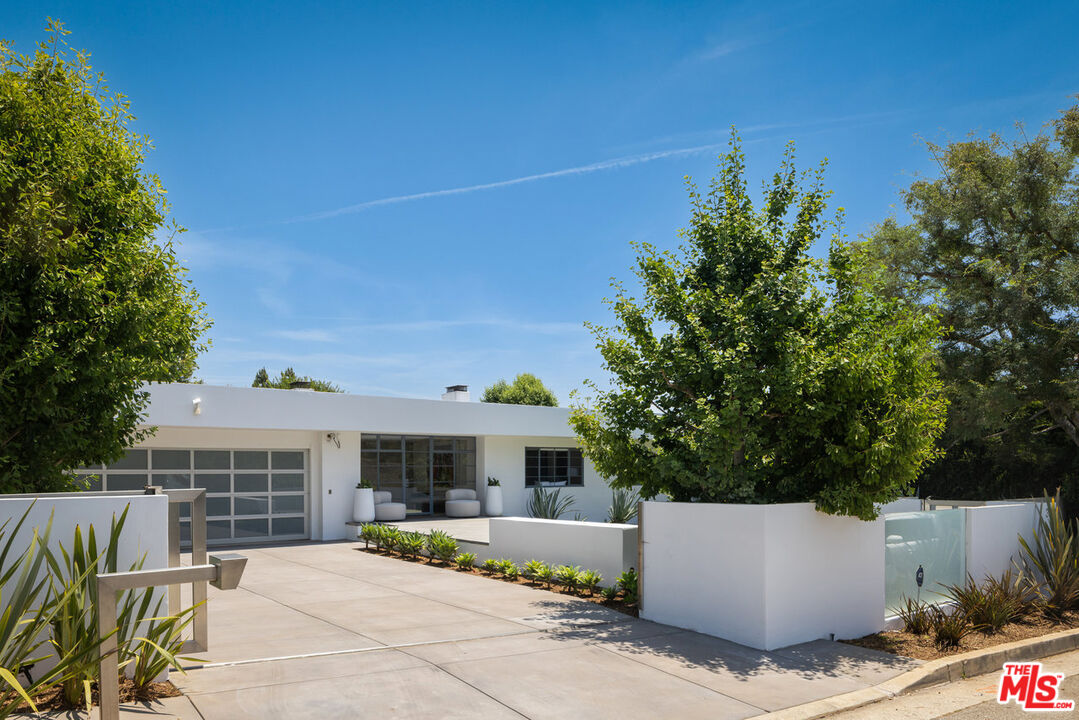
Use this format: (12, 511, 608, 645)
(441, 384, 470, 402)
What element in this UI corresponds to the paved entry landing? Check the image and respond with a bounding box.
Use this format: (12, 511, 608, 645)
(162, 542, 917, 719)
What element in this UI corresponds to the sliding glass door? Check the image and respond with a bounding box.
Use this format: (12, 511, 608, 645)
(361, 435, 476, 514)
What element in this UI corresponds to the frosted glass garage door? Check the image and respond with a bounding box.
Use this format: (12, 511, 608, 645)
(75, 449, 308, 545)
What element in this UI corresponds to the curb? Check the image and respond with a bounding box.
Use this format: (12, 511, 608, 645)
(752, 627, 1079, 720)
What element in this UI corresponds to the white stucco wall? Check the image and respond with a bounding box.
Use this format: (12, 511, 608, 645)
(879, 498, 922, 515)
(965, 503, 1040, 580)
(487, 517, 637, 583)
(481, 436, 612, 521)
(640, 501, 885, 651)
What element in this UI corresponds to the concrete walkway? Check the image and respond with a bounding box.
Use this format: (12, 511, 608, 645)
(152, 542, 917, 719)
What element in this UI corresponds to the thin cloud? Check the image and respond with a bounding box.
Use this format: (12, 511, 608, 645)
(269, 329, 339, 343)
(283, 142, 733, 225)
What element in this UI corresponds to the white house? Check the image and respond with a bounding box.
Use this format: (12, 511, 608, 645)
(74, 383, 611, 545)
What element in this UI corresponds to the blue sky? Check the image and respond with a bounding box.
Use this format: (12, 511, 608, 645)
(4, 1, 1078, 402)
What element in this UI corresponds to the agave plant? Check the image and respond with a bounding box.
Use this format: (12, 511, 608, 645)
(399, 532, 426, 558)
(381, 527, 403, 554)
(606, 488, 640, 524)
(522, 560, 548, 584)
(426, 530, 458, 564)
(526, 487, 576, 520)
(895, 597, 932, 635)
(554, 565, 582, 591)
(498, 559, 519, 580)
(600, 585, 619, 601)
(534, 562, 555, 589)
(481, 558, 501, 575)
(578, 570, 603, 596)
(1018, 492, 1079, 619)
(359, 523, 379, 550)
(125, 598, 201, 693)
(618, 568, 639, 604)
(454, 552, 476, 569)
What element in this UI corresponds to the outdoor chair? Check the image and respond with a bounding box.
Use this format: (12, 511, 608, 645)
(373, 490, 407, 521)
(444, 488, 481, 518)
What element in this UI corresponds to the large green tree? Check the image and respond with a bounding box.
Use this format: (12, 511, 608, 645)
(570, 136, 947, 520)
(0, 23, 209, 492)
(481, 373, 558, 406)
(252, 367, 343, 393)
(858, 102, 1079, 509)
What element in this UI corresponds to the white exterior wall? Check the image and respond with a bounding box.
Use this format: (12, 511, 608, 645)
(481, 436, 612, 521)
(640, 501, 884, 651)
(879, 498, 922, 515)
(965, 503, 1039, 580)
(488, 518, 637, 583)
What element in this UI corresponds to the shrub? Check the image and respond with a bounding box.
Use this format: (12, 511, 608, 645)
(930, 605, 973, 649)
(1018, 492, 1079, 619)
(359, 523, 379, 549)
(399, 532, 426, 558)
(498, 559, 519, 580)
(426, 530, 458, 564)
(617, 568, 639, 604)
(482, 558, 501, 575)
(381, 527, 403, 554)
(535, 562, 555, 589)
(600, 585, 619, 601)
(944, 573, 1031, 634)
(454, 552, 476, 569)
(522, 560, 548, 584)
(126, 598, 199, 692)
(607, 488, 639, 524)
(554, 565, 582, 591)
(984, 570, 1035, 623)
(527, 487, 576, 519)
(579, 570, 603, 595)
(895, 597, 932, 635)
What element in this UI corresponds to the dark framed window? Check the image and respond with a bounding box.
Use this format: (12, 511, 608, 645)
(525, 447, 584, 487)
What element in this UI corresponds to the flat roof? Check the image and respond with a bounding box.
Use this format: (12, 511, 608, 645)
(141, 383, 575, 438)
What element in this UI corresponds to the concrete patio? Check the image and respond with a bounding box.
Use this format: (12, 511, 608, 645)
(134, 541, 917, 719)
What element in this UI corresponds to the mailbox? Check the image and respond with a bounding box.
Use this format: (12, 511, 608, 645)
(210, 553, 248, 590)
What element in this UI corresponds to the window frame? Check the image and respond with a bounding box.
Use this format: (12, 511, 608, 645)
(525, 447, 584, 487)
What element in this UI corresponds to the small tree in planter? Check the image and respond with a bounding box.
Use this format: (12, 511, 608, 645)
(485, 476, 503, 517)
(570, 133, 947, 520)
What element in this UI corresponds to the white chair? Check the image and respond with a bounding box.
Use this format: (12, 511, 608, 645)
(373, 490, 407, 521)
(444, 488, 480, 518)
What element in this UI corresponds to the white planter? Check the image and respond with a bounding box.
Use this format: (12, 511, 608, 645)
(352, 487, 375, 523)
(485, 485, 503, 517)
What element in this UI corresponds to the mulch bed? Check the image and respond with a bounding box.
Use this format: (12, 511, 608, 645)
(842, 611, 1079, 661)
(15, 677, 180, 713)
(355, 546, 640, 617)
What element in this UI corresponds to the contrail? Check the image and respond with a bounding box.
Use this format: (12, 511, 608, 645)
(285, 141, 732, 224)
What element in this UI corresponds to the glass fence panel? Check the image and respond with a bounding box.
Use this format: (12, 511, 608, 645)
(885, 509, 965, 613)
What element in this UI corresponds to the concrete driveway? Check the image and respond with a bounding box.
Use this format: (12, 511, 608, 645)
(156, 541, 916, 719)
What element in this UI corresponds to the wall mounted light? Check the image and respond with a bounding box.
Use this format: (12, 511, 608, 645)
(326, 432, 341, 449)
(192, 398, 202, 416)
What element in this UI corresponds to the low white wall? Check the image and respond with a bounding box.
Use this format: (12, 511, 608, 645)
(879, 498, 922, 515)
(487, 517, 637, 584)
(965, 503, 1039, 580)
(640, 501, 884, 651)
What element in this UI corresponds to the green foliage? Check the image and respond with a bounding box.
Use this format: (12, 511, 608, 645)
(124, 598, 199, 692)
(359, 523, 379, 549)
(481, 373, 558, 406)
(983, 571, 1035, 624)
(379, 526, 401, 553)
(895, 597, 932, 635)
(554, 565, 582, 590)
(1018, 493, 1079, 618)
(497, 559, 519, 580)
(0, 507, 67, 715)
(252, 367, 343, 393)
(481, 558, 500, 575)
(521, 560, 548, 584)
(607, 488, 639, 524)
(578, 569, 603, 596)
(859, 103, 1079, 491)
(399, 531, 426, 558)
(571, 133, 946, 520)
(942, 573, 1030, 633)
(618, 568, 639, 604)
(527, 487, 577, 520)
(454, 552, 476, 569)
(534, 562, 555, 589)
(425, 530, 458, 564)
(600, 585, 619, 601)
(0, 22, 210, 492)
(930, 605, 973, 649)
(487, 477, 500, 487)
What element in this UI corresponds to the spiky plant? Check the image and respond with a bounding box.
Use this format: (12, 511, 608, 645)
(579, 570, 603, 596)
(498, 559, 519, 580)
(895, 597, 932, 635)
(426, 530, 458, 564)
(535, 563, 555, 589)
(606, 488, 639, 524)
(1018, 492, 1079, 619)
(554, 565, 582, 592)
(454, 552, 477, 570)
(522, 560, 548, 584)
(526, 487, 576, 520)
(482, 558, 500, 575)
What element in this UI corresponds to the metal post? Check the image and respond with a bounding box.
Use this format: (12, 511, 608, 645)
(162, 488, 209, 652)
(637, 500, 643, 612)
(167, 501, 181, 615)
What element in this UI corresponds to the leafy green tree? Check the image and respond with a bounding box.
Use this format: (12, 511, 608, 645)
(252, 367, 342, 393)
(570, 135, 947, 520)
(481, 373, 558, 406)
(0, 22, 209, 493)
(859, 102, 1079, 450)
(857, 102, 1079, 515)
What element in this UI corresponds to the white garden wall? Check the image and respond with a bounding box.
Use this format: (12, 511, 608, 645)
(965, 503, 1040, 580)
(640, 501, 884, 651)
(487, 517, 637, 583)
